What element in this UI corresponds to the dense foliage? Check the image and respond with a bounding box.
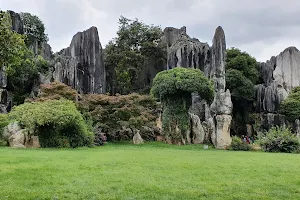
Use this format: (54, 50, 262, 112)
(0, 114, 9, 146)
(0, 11, 50, 105)
(105, 16, 166, 94)
(229, 136, 252, 151)
(151, 67, 214, 102)
(28, 82, 158, 141)
(225, 48, 259, 135)
(279, 86, 300, 122)
(78, 93, 158, 141)
(257, 126, 300, 153)
(27, 81, 79, 102)
(0, 11, 26, 71)
(20, 12, 48, 46)
(9, 100, 93, 148)
(151, 67, 214, 143)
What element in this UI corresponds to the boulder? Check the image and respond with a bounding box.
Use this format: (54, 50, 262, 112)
(210, 89, 232, 115)
(0, 66, 7, 88)
(133, 130, 144, 144)
(214, 115, 232, 149)
(295, 119, 300, 138)
(3, 122, 40, 148)
(190, 113, 205, 144)
(9, 129, 27, 148)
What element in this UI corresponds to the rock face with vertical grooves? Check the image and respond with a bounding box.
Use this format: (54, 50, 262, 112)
(255, 47, 300, 129)
(53, 27, 106, 94)
(162, 27, 210, 72)
(209, 26, 232, 149)
(164, 26, 232, 148)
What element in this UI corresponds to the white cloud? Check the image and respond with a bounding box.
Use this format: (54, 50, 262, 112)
(1, 0, 300, 61)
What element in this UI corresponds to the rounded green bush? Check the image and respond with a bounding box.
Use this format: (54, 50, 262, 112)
(9, 99, 93, 148)
(151, 67, 214, 103)
(257, 126, 300, 153)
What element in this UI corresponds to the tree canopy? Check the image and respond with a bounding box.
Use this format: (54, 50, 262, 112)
(151, 67, 214, 102)
(280, 86, 300, 122)
(20, 12, 48, 45)
(105, 16, 166, 94)
(225, 47, 259, 100)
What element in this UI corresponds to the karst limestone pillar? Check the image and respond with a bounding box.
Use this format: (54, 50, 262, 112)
(0, 66, 8, 113)
(209, 26, 233, 149)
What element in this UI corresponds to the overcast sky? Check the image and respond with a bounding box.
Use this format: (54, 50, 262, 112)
(1, 0, 300, 62)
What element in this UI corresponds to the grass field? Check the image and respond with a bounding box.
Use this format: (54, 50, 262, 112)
(1, 142, 300, 200)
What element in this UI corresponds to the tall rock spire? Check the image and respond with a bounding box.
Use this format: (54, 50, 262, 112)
(210, 26, 233, 149)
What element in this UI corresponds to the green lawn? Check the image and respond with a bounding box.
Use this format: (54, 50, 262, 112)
(0, 142, 300, 200)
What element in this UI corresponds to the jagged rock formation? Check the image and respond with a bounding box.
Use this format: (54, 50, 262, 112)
(256, 47, 300, 129)
(163, 26, 232, 148)
(162, 27, 210, 72)
(8, 10, 24, 34)
(0, 66, 8, 113)
(209, 27, 232, 149)
(53, 27, 106, 94)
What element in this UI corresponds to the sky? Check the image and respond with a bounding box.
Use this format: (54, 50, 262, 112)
(1, 0, 300, 62)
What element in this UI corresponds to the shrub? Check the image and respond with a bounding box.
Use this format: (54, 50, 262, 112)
(280, 86, 300, 122)
(257, 126, 300, 153)
(27, 81, 79, 102)
(0, 114, 9, 146)
(229, 136, 252, 151)
(9, 100, 93, 148)
(77, 93, 157, 141)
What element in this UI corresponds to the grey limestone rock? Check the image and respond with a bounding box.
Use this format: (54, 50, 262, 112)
(163, 27, 210, 71)
(53, 27, 105, 94)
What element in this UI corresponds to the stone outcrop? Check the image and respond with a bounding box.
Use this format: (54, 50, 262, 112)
(8, 10, 24, 34)
(0, 66, 8, 113)
(213, 115, 232, 149)
(189, 113, 206, 144)
(256, 47, 300, 113)
(163, 26, 232, 148)
(209, 26, 232, 149)
(255, 47, 300, 130)
(53, 27, 105, 94)
(2, 122, 40, 148)
(162, 27, 210, 72)
(133, 130, 144, 144)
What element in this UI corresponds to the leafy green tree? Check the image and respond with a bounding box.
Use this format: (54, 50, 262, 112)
(20, 12, 48, 46)
(0, 11, 26, 70)
(151, 67, 214, 144)
(225, 48, 259, 135)
(105, 16, 166, 94)
(0, 11, 50, 105)
(280, 86, 300, 122)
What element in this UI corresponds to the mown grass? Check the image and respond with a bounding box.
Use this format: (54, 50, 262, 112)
(0, 142, 300, 200)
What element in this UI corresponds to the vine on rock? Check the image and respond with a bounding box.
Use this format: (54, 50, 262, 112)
(151, 67, 214, 144)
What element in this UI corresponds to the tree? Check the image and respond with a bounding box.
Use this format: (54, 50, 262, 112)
(151, 67, 214, 144)
(225, 48, 259, 135)
(20, 12, 48, 46)
(279, 86, 300, 122)
(0, 11, 26, 70)
(105, 16, 166, 94)
(0, 11, 50, 105)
